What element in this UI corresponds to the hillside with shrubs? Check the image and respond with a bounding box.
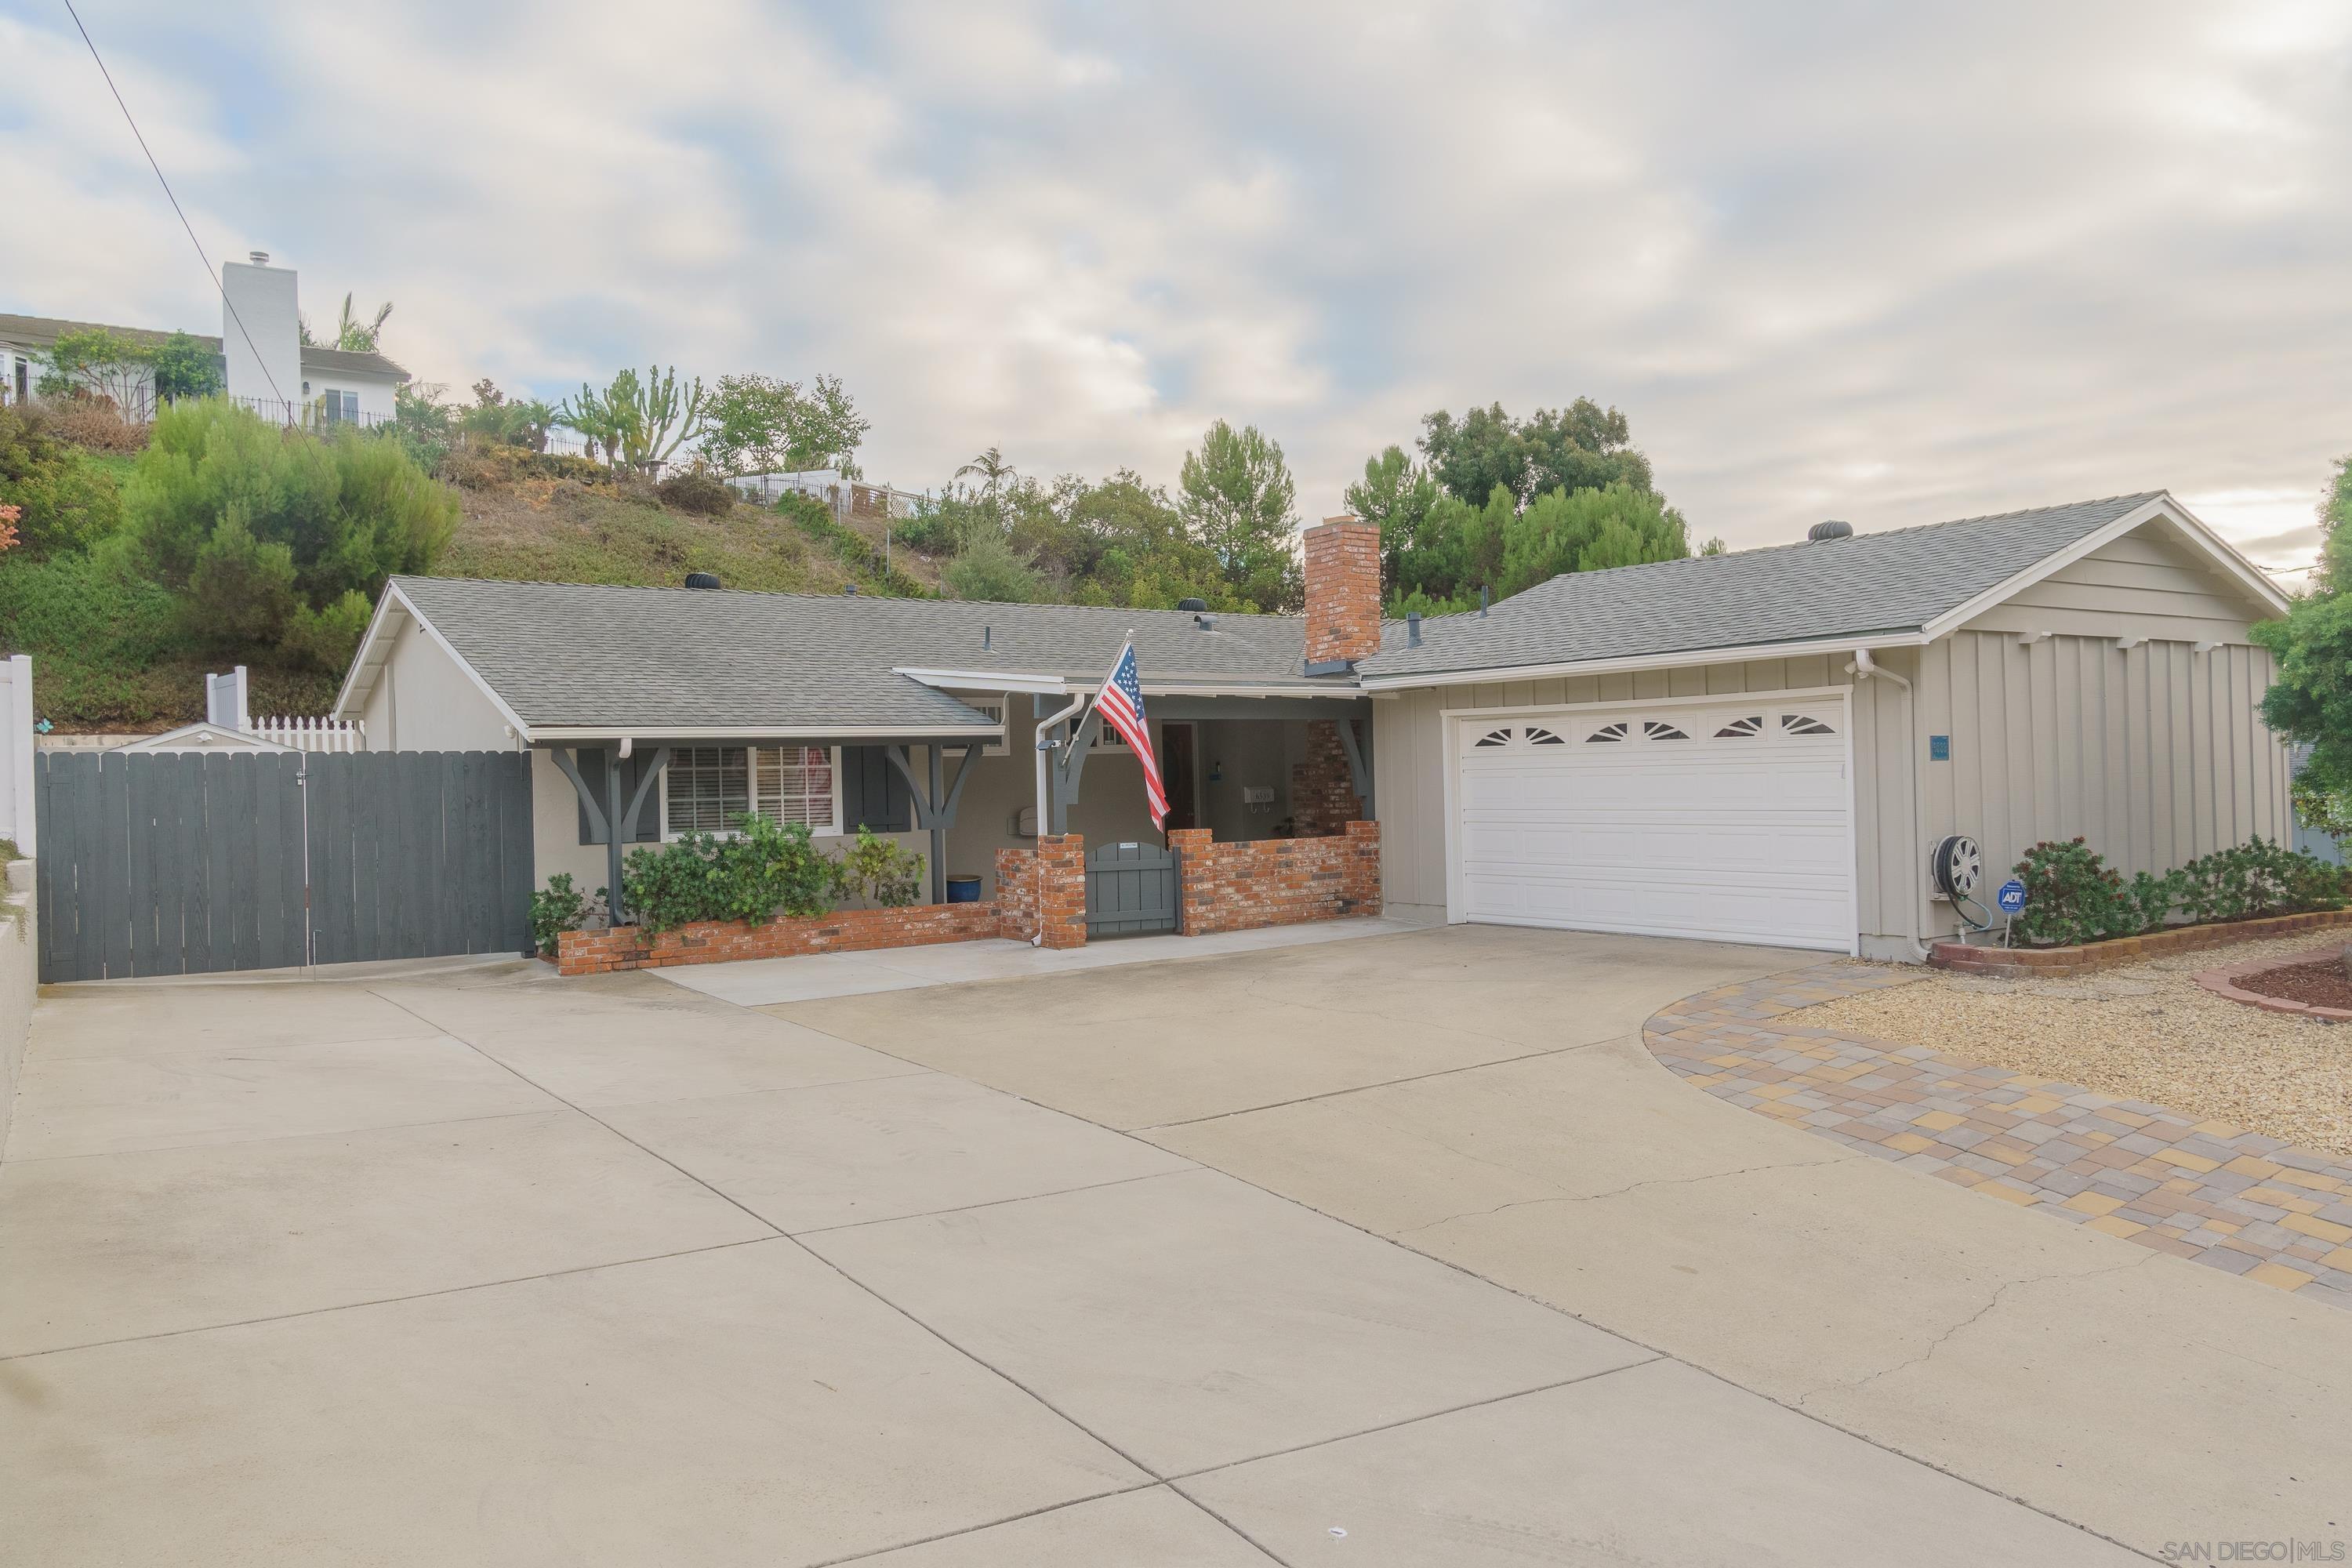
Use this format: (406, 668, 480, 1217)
(0, 379, 937, 731)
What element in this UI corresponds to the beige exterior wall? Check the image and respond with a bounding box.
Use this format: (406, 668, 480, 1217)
(1371, 521, 2290, 956)
(360, 626, 516, 753)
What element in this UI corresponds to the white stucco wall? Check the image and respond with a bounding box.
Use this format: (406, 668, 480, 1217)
(360, 624, 517, 753)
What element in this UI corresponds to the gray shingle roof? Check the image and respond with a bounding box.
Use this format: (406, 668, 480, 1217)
(389, 575, 1341, 733)
(1359, 492, 2167, 681)
(0, 314, 408, 381)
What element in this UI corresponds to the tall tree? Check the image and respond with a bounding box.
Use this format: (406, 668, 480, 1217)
(702, 373, 869, 477)
(1498, 481, 1690, 596)
(1178, 419, 1301, 612)
(1344, 445, 1440, 595)
(1417, 398, 1653, 506)
(2254, 453, 2352, 809)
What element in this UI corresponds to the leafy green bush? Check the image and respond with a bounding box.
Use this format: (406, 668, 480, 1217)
(2007, 833, 2344, 947)
(0, 405, 124, 557)
(2010, 838, 2138, 948)
(831, 827, 924, 908)
(528, 873, 600, 954)
(128, 398, 456, 662)
(619, 815, 837, 934)
(2176, 837, 2347, 924)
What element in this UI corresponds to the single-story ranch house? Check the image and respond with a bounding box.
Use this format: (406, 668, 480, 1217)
(332, 491, 2294, 960)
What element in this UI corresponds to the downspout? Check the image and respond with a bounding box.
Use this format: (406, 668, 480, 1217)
(1033, 690, 1085, 948)
(1848, 648, 1929, 962)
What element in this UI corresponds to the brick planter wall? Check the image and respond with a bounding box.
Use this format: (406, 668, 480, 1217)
(1172, 820, 1380, 936)
(557, 900, 1004, 976)
(1929, 906, 2352, 979)
(994, 847, 1039, 942)
(1290, 720, 1364, 840)
(1034, 834, 1087, 949)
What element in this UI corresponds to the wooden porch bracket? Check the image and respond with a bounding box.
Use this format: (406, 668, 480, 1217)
(885, 741, 983, 904)
(1333, 716, 1372, 812)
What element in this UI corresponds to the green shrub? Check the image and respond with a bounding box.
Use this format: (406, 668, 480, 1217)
(0, 405, 125, 557)
(129, 398, 456, 661)
(831, 827, 924, 908)
(528, 873, 600, 954)
(619, 814, 837, 934)
(2176, 837, 2347, 924)
(2010, 838, 2135, 948)
(656, 469, 736, 517)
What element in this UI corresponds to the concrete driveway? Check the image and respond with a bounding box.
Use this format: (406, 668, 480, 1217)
(0, 927, 2334, 1563)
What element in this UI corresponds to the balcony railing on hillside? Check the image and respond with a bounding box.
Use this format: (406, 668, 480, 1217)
(226, 395, 395, 431)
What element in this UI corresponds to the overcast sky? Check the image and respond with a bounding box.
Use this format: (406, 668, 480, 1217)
(5, 1, 2347, 574)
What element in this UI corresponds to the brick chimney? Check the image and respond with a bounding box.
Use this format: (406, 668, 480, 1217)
(1303, 514, 1381, 669)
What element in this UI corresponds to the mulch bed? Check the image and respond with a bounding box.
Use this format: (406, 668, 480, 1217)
(2237, 955, 2352, 1012)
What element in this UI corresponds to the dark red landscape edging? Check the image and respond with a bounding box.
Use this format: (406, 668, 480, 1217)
(1929, 907, 2352, 979)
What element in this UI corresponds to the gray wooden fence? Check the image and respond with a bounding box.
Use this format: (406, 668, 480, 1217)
(34, 750, 532, 983)
(1085, 840, 1179, 938)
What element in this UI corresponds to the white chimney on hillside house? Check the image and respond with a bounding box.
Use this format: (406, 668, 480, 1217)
(220, 252, 301, 417)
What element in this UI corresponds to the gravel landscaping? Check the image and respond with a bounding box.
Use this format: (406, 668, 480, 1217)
(1791, 935, 2352, 1157)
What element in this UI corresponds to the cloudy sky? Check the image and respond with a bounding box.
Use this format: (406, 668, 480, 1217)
(5, 1, 2348, 573)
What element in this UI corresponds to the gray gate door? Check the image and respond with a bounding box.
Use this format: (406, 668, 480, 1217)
(33, 750, 533, 983)
(1086, 839, 1178, 938)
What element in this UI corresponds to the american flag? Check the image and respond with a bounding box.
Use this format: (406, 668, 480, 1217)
(1091, 641, 1167, 829)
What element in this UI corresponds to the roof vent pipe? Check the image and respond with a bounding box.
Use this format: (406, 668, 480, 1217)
(1407, 611, 1422, 648)
(1809, 519, 1854, 542)
(1479, 585, 1490, 617)
(983, 625, 991, 651)
(844, 583, 858, 596)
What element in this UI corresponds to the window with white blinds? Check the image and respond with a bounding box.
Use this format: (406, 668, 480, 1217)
(664, 746, 838, 837)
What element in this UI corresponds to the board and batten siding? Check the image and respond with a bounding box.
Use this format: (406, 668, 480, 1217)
(1915, 630, 2288, 937)
(1374, 524, 2289, 958)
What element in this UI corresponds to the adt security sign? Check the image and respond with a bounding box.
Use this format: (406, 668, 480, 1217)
(1996, 879, 2027, 915)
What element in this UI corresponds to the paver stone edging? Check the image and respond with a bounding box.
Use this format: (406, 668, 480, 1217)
(2194, 949, 2352, 1020)
(1644, 964, 2352, 1311)
(1930, 906, 2352, 979)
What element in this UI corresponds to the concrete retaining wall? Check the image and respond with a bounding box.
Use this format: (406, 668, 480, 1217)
(0, 859, 35, 1152)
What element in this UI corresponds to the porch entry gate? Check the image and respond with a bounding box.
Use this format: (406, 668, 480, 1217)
(32, 750, 533, 983)
(1085, 839, 1179, 938)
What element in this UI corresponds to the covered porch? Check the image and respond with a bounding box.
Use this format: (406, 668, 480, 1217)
(533, 687, 1378, 971)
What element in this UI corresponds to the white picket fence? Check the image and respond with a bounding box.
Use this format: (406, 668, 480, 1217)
(252, 715, 366, 753)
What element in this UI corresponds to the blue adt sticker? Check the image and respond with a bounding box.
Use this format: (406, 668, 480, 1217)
(1928, 735, 1950, 761)
(1996, 879, 2027, 914)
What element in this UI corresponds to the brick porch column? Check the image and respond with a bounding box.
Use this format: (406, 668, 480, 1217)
(1168, 827, 1214, 935)
(1036, 833, 1087, 949)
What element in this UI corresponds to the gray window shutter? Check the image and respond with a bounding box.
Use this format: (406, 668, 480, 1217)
(840, 746, 911, 833)
(575, 750, 662, 844)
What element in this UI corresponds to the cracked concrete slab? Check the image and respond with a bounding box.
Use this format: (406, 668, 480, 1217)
(1185, 1358, 2140, 1566)
(814, 925, 2352, 1556)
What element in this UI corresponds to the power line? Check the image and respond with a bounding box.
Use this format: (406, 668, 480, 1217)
(59, 0, 289, 407)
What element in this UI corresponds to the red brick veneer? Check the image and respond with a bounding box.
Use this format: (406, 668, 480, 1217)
(1171, 821, 1380, 936)
(1929, 908, 2352, 979)
(557, 900, 1007, 975)
(1303, 515, 1382, 666)
(1289, 720, 1364, 840)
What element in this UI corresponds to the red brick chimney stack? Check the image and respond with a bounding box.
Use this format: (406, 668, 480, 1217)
(1303, 514, 1382, 667)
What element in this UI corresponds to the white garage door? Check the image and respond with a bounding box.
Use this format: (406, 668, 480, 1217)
(1455, 697, 1854, 952)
